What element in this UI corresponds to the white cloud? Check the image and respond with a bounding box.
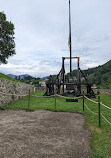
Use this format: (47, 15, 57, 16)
(0, 0, 111, 77)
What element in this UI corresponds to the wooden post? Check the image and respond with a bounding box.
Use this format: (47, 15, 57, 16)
(28, 89, 30, 111)
(98, 96, 101, 128)
(55, 88, 57, 111)
(62, 57, 65, 93)
(83, 91, 84, 112)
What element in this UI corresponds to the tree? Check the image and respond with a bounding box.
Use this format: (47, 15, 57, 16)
(0, 12, 15, 64)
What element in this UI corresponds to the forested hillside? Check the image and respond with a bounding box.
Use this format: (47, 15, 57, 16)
(68, 60, 111, 89)
(84, 60, 111, 89)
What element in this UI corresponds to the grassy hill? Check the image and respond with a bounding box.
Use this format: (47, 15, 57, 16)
(67, 60, 111, 89)
(0, 73, 41, 87)
(0, 73, 23, 83)
(84, 60, 111, 89)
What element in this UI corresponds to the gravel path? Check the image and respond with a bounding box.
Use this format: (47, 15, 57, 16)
(0, 110, 91, 158)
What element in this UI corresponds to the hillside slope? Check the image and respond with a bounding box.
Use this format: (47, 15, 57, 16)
(84, 60, 111, 89)
(0, 73, 41, 87)
(67, 60, 111, 89)
(0, 73, 23, 83)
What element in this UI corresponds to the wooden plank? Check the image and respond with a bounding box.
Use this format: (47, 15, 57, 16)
(66, 99, 78, 102)
(66, 84, 74, 90)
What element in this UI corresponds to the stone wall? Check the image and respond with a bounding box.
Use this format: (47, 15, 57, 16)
(0, 79, 34, 106)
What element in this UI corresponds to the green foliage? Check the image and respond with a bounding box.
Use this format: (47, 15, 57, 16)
(69, 60, 111, 89)
(0, 12, 15, 64)
(87, 60, 111, 89)
(20, 75, 41, 87)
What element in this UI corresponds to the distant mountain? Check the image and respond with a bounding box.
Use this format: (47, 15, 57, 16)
(7, 74, 16, 79)
(7, 74, 33, 79)
(19, 74, 31, 79)
(41, 76, 49, 80)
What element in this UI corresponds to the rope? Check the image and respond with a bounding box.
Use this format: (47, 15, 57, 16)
(56, 94, 83, 99)
(32, 95, 55, 98)
(85, 95, 111, 110)
(0, 91, 28, 97)
(85, 103, 98, 115)
(85, 102, 111, 125)
(100, 102, 111, 110)
(101, 113, 111, 125)
(84, 96, 98, 104)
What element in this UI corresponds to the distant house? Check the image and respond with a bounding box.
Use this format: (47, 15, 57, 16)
(91, 84, 97, 89)
(91, 87, 97, 89)
(39, 81, 46, 87)
(44, 78, 49, 82)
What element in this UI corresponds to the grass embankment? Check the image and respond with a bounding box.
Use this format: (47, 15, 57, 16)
(0, 73, 24, 84)
(3, 92, 111, 158)
(0, 73, 16, 81)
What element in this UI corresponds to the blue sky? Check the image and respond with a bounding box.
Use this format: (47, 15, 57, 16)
(0, 0, 111, 77)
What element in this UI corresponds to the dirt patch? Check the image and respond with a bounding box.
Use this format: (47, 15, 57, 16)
(0, 110, 91, 158)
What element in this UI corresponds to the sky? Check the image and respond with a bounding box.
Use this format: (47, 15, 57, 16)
(0, 0, 111, 77)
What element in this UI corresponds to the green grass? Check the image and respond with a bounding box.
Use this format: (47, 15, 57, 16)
(0, 73, 16, 81)
(3, 92, 111, 158)
(0, 73, 26, 84)
(84, 95, 111, 158)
